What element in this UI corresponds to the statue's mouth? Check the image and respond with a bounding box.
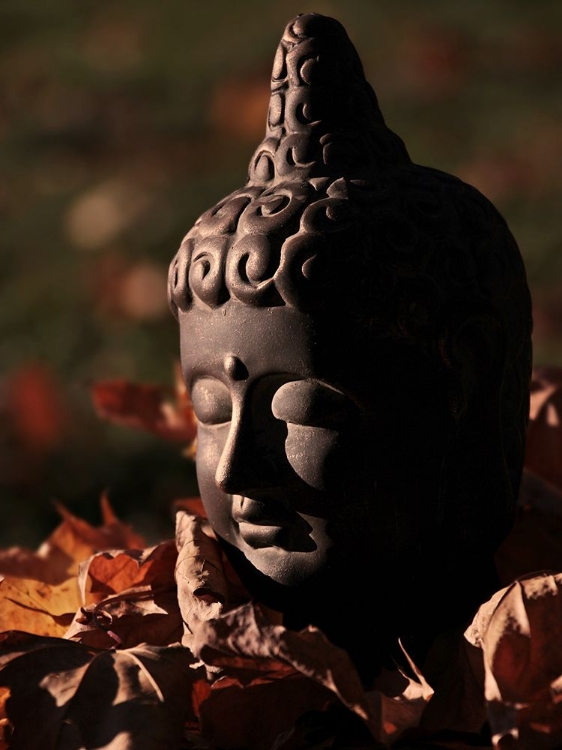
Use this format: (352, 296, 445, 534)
(231, 495, 311, 550)
(237, 521, 289, 548)
(231, 495, 292, 525)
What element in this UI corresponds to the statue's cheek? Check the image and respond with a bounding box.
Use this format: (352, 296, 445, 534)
(283, 424, 341, 492)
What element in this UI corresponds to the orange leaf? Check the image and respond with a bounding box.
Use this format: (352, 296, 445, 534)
(78, 539, 177, 605)
(65, 540, 181, 649)
(0, 576, 80, 638)
(90, 375, 197, 448)
(0, 496, 145, 585)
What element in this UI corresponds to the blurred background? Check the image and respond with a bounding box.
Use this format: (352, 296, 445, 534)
(1, 0, 561, 548)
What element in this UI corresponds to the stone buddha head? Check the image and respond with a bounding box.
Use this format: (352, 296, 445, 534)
(168, 14, 532, 681)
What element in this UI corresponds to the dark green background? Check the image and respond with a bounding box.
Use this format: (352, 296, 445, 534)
(1, 1, 561, 547)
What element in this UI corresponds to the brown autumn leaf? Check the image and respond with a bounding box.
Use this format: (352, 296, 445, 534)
(367, 651, 434, 748)
(525, 366, 562, 496)
(466, 571, 562, 749)
(496, 470, 562, 587)
(90, 362, 197, 452)
(0, 495, 145, 585)
(0, 631, 200, 750)
(410, 627, 489, 747)
(65, 540, 182, 649)
(175, 511, 228, 643)
(191, 603, 433, 750)
(195, 671, 340, 750)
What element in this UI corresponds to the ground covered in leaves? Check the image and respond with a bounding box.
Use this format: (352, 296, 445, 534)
(1, 367, 562, 749)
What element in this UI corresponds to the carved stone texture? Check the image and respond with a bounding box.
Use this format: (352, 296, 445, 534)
(168, 13, 533, 685)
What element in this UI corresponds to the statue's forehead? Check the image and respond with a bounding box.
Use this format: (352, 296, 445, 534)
(178, 302, 318, 383)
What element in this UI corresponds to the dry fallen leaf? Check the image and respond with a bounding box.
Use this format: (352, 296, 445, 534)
(175, 511, 228, 645)
(466, 571, 562, 749)
(195, 671, 339, 750)
(0, 576, 79, 639)
(65, 540, 182, 649)
(367, 646, 434, 747)
(78, 538, 177, 605)
(0, 631, 199, 750)
(0, 495, 145, 585)
(525, 366, 562, 495)
(90, 364, 197, 452)
(190, 602, 381, 744)
(496, 471, 562, 587)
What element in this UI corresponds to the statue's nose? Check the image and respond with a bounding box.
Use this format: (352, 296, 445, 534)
(214, 414, 278, 495)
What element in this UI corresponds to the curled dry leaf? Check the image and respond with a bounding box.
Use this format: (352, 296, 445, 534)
(174, 511, 229, 645)
(90, 365, 197, 452)
(190, 602, 379, 742)
(0, 495, 145, 585)
(78, 537, 177, 604)
(0, 497, 146, 641)
(189, 602, 442, 748)
(65, 540, 182, 649)
(367, 648, 434, 747)
(0, 631, 200, 750)
(466, 571, 562, 749)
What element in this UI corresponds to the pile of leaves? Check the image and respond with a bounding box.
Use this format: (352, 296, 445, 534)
(1, 368, 562, 749)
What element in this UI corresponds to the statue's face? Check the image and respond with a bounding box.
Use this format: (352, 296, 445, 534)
(179, 300, 380, 590)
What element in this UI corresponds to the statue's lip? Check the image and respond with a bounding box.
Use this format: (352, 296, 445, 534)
(231, 495, 294, 528)
(232, 496, 316, 552)
(237, 522, 288, 549)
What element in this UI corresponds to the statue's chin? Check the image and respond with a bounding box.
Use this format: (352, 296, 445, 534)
(239, 541, 331, 588)
(218, 535, 334, 608)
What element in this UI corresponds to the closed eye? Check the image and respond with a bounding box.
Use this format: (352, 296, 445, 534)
(190, 378, 232, 425)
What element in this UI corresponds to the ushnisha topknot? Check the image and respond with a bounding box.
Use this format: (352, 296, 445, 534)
(247, 12, 411, 186)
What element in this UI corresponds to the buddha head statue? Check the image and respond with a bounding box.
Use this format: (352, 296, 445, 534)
(168, 14, 532, 680)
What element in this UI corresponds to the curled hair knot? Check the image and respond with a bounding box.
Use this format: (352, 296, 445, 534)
(188, 237, 229, 308)
(227, 234, 282, 306)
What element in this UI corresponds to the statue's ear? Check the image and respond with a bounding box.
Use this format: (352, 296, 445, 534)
(441, 309, 504, 422)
